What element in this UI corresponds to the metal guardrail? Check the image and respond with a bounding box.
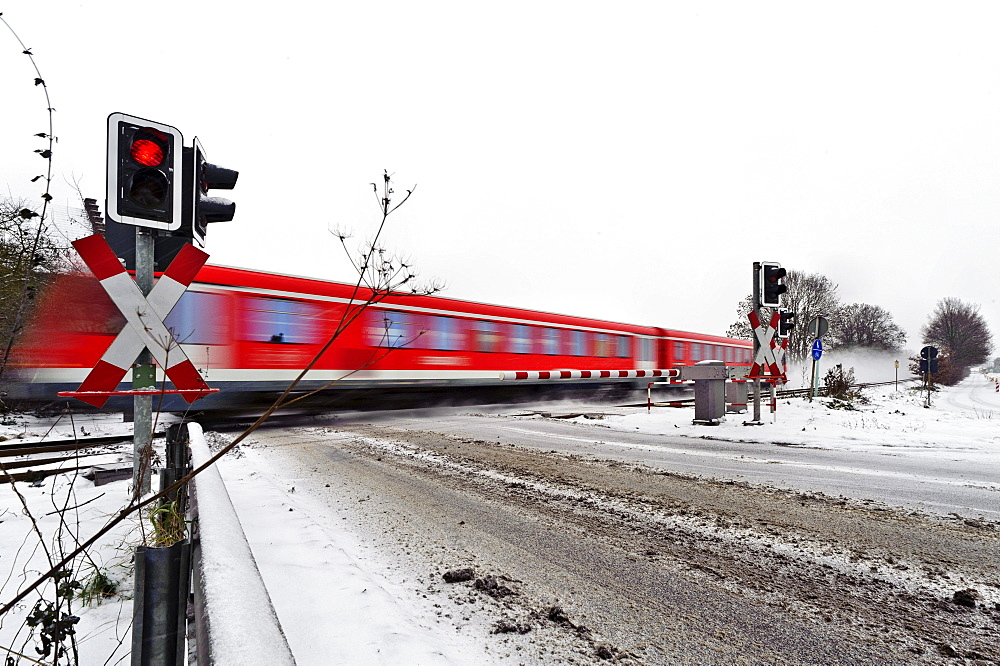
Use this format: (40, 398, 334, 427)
(128, 423, 296, 665)
(187, 423, 296, 666)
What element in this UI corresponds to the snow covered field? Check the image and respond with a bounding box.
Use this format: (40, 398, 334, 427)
(620, 377, 1000, 466)
(1, 374, 997, 664)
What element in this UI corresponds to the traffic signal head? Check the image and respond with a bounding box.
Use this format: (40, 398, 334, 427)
(919, 358, 939, 374)
(183, 137, 238, 247)
(106, 113, 183, 230)
(760, 262, 787, 308)
(778, 309, 796, 338)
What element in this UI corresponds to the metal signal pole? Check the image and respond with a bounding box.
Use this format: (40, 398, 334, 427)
(752, 262, 762, 423)
(133, 228, 154, 496)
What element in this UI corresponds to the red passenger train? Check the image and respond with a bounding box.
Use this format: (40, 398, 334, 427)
(7, 264, 752, 411)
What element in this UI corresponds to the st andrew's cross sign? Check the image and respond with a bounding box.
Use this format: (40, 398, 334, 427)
(747, 309, 788, 382)
(59, 234, 216, 407)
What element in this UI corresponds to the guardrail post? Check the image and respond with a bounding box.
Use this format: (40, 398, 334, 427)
(162, 423, 189, 508)
(132, 541, 191, 665)
(132, 422, 192, 665)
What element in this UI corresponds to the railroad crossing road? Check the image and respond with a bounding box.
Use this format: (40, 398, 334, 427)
(213, 412, 998, 664)
(323, 407, 999, 522)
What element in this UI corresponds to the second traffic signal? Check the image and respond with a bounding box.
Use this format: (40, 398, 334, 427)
(778, 309, 796, 338)
(761, 262, 787, 308)
(181, 137, 238, 247)
(919, 345, 939, 374)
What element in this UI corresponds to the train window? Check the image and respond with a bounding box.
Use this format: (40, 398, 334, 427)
(426, 316, 463, 351)
(674, 341, 684, 363)
(541, 328, 561, 355)
(569, 330, 587, 356)
(472, 321, 502, 352)
(692, 344, 702, 362)
(164, 292, 228, 345)
(637, 337, 654, 364)
(242, 297, 320, 344)
(366, 309, 415, 348)
(594, 333, 609, 358)
(616, 335, 631, 358)
(510, 324, 532, 354)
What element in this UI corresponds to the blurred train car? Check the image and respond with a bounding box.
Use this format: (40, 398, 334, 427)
(5, 265, 753, 411)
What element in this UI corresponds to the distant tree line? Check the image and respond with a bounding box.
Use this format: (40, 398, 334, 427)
(727, 269, 992, 386)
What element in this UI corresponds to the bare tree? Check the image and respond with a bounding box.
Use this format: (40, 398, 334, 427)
(830, 303, 906, 352)
(725, 293, 758, 340)
(727, 270, 841, 362)
(921, 297, 993, 383)
(781, 271, 841, 362)
(0, 14, 59, 385)
(0, 198, 65, 381)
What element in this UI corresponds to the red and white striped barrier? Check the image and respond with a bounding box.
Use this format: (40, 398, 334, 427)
(499, 369, 680, 381)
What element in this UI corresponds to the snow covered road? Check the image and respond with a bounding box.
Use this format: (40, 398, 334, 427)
(210, 379, 999, 663)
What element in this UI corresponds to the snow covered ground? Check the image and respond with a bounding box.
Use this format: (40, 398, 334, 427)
(620, 376, 1000, 467)
(0, 374, 997, 664)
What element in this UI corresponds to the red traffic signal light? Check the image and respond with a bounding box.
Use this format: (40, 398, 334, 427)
(129, 137, 166, 167)
(107, 113, 184, 231)
(760, 262, 787, 308)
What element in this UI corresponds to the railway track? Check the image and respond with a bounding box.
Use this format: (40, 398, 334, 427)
(0, 434, 134, 458)
(0, 435, 135, 485)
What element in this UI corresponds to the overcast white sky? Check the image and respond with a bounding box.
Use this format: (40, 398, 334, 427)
(2, 2, 998, 353)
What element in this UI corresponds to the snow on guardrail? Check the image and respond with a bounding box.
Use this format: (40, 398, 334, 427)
(188, 423, 296, 665)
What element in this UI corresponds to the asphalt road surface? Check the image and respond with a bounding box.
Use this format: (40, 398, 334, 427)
(366, 409, 999, 522)
(226, 410, 998, 664)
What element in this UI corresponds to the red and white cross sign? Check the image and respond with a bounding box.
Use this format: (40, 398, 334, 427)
(68, 234, 213, 407)
(747, 309, 787, 382)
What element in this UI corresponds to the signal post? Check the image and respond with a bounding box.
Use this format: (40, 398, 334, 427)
(109, 114, 189, 495)
(748, 261, 788, 424)
(61, 113, 237, 495)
